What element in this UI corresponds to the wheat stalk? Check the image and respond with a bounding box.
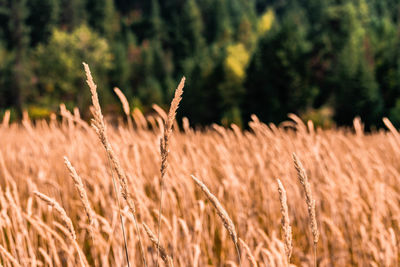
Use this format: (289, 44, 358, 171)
(277, 179, 292, 264)
(156, 77, 185, 267)
(239, 238, 257, 267)
(83, 62, 146, 267)
(292, 153, 319, 267)
(114, 87, 133, 129)
(33, 191, 88, 267)
(191, 175, 241, 265)
(34, 191, 76, 240)
(38, 247, 52, 267)
(143, 223, 174, 267)
(64, 156, 97, 238)
(2, 110, 10, 128)
(84, 62, 136, 217)
(114, 87, 130, 116)
(0, 243, 21, 267)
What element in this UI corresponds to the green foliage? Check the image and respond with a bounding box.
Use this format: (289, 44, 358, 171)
(59, 0, 86, 30)
(389, 99, 400, 127)
(86, 0, 116, 37)
(301, 107, 334, 128)
(218, 43, 250, 119)
(1, 0, 400, 127)
(258, 9, 274, 35)
(180, 50, 223, 125)
(2, 0, 33, 112)
(328, 2, 383, 127)
(27, 0, 59, 46)
(34, 25, 112, 110)
(224, 43, 250, 82)
(221, 106, 242, 128)
(371, 16, 400, 119)
(0, 42, 14, 107)
(244, 7, 316, 123)
(28, 105, 52, 119)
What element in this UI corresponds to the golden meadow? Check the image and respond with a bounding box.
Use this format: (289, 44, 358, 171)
(0, 64, 398, 266)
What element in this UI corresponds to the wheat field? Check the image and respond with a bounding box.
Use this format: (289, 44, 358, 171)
(0, 66, 399, 266)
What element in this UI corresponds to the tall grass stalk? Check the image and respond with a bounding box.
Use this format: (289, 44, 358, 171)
(83, 62, 147, 267)
(114, 87, 133, 130)
(292, 153, 319, 267)
(277, 178, 292, 265)
(156, 77, 185, 267)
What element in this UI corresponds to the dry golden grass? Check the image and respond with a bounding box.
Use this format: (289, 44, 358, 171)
(0, 67, 400, 266)
(277, 178, 292, 265)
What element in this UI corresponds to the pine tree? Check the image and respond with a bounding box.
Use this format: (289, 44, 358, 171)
(150, 0, 163, 40)
(59, 0, 86, 30)
(27, 0, 59, 46)
(86, 0, 116, 37)
(213, 0, 233, 44)
(331, 2, 383, 127)
(244, 7, 315, 124)
(333, 53, 383, 127)
(8, 0, 31, 113)
(180, 52, 224, 125)
(370, 7, 400, 122)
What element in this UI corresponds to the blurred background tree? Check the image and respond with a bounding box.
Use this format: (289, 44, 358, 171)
(244, 6, 315, 124)
(0, 0, 400, 128)
(33, 25, 112, 113)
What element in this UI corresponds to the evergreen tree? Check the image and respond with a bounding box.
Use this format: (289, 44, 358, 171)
(27, 0, 59, 46)
(59, 0, 86, 30)
(330, 2, 383, 127)
(179, 0, 205, 58)
(244, 8, 315, 123)
(86, 0, 116, 37)
(370, 13, 400, 122)
(110, 41, 131, 94)
(0, 41, 14, 108)
(150, 0, 163, 40)
(34, 25, 113, 111)
(213, 0, 233, 44)
(8, 0, 32, 113)
(333, 53, 383, 127)
(180, 51, 224, 125)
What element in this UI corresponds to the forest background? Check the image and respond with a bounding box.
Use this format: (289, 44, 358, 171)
(0, 0, 399, 128)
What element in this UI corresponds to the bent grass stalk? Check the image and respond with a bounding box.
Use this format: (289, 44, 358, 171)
(2, 110, 10, 128)
(33, 191, 88, 267)
(0, 243, 22, 267)
(114, 87, 133, 130)
(191, 175, 241, 265)
(143, 223, 174, 267)
(64, 156, 96, 239)
(239, 238, 257, 267)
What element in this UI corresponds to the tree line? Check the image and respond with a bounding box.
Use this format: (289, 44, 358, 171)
(1, 0, 400, 128)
